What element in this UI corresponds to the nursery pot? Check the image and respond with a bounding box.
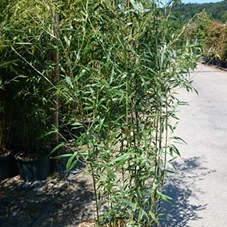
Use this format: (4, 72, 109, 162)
(216, 59, 221, 67)
(15, 153, 50, 182)
(9, 151, 19, 177)
(221, 60, 227, 68)
(0, 152, 11, 181)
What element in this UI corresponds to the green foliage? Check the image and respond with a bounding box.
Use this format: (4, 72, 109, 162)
(175, 2, 227, 63)
(0, 0, 55, 152)
(221, 10, 227, 22)
(182, 10, 212, 49)
(0, 0, 10, 22)
(53, 0, 199, 226)
(194, 10, 212, 41)
(173, 0, 227, 23)
(0, 0, 200, 225)
(203, 21, 227, 61)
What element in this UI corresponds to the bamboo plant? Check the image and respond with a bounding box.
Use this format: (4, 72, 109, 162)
(0, 0, 200, 225)
(0, 0, 58, 155)
(52, 0, 200, 226)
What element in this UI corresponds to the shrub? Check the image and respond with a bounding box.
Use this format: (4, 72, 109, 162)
(1, 0, 200, 225)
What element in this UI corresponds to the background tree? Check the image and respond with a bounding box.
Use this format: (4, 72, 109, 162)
(173, 0, 227, 23)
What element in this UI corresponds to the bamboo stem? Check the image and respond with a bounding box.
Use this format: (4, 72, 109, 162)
(52, 7, 60, 146)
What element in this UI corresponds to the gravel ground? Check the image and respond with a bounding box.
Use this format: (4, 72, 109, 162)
(0, 167, 96, 227)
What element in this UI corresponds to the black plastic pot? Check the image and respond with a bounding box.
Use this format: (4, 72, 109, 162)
(0, 153, 11, 181)
(203, 56, 210, 64)
(15, 153, 50, 182)
(9, 152, 19, 177)
(216, 59, 221, 67)
(212, 58, 216, 65)
(221, 60, 227, 68)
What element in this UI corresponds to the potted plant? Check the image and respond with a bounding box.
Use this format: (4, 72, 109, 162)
(0, 124, 11, 181)
(0, 54, 52, 182)
(0, 0, 55, 182)
(13, 99, 52, 182)
(14, 132, 51, 182)
(15, 148, 51, 182)
(0, 100, 15, 181)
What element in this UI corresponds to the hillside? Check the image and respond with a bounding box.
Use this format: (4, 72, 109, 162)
(173, 0, 227, 22)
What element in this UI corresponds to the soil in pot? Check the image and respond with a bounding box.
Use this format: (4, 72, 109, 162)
(15, 152, 50, 182)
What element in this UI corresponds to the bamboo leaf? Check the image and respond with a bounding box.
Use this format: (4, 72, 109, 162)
(66, 152, 78, 171)
(50, 142, 64, 154)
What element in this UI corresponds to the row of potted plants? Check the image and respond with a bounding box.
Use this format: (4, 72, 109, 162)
(0, 150, 50, 182)
(203, 21, 227, 65)
(0, 1, 62, 182)
(0, 70, 53, 182)
(183, 12, 227, 67)
(203, 56, 227, 68)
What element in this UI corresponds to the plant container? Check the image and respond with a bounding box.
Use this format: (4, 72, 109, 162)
(216, 59, 221, 67)
(221, 60, 227, 68)
(211, 58, 216, 65)
(15, 153, 50, 182)
(0, 152, 11, 181)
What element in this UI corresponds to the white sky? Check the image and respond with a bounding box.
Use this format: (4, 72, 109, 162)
(182, 0, 223, 3)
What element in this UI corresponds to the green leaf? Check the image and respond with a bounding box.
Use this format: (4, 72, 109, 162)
(50, 142, 65, 154)
(50, 153, 72, 159)
(169, 144, 181, 157)
(113, 153, 130, 168)
(171, 136, 187, 145)
(156, 190, 172, 203)
(65, 76, 73, 89)
(130, 0, 144, 13)
(15, 42, 32, 45)
(66, 152, 78, 171)
(106, 166, 116, 179)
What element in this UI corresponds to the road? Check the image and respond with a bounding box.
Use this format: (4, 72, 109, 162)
(161, 63, 227, 227)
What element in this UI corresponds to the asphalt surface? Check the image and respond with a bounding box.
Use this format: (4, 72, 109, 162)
(161, 63, 227, 227)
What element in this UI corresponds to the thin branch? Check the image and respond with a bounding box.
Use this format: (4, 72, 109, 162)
(11, 46, 53, 86)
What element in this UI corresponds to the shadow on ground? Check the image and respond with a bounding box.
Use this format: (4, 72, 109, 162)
(160, 156, 211, 227)
(0, 169, 94, 227)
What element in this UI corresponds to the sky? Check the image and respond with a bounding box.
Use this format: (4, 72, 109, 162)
(182, 0, 223, 3)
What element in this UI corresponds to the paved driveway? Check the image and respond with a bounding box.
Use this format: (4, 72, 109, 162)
(161, 63, 227, 227)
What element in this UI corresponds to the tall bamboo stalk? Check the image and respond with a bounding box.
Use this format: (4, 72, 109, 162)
(52, 6, 59, 146)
